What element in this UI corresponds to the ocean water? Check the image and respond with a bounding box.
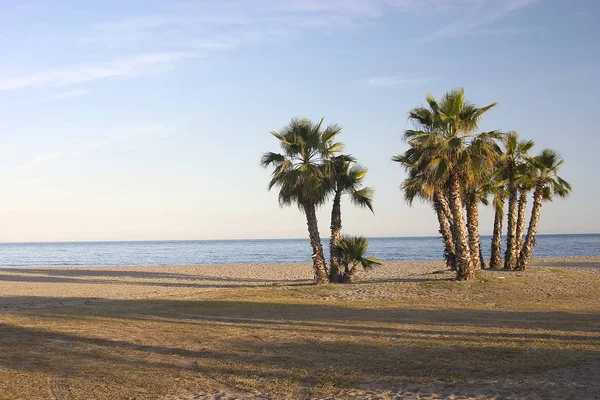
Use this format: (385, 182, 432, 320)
(0, 234, 598, 268)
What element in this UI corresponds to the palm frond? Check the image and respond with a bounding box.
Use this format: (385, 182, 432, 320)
(350, 187, 374, 213)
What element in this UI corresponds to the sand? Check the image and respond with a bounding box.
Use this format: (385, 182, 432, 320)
(1, 256, 599, 308)
(1, 257, 599, 399)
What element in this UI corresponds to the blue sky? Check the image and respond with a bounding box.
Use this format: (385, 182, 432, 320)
(0, 0, 598, 242)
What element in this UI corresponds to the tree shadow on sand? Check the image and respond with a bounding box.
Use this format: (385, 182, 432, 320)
(1, 267, 301, 282)
(1, 298, 600, 398)
(0, 272, 310, 290)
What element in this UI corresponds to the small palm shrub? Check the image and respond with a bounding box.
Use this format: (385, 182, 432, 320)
(336, 235, 382, 282)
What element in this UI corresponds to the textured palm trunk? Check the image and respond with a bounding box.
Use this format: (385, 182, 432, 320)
(447, 174, 474, 280)
(433, 190, 456, 271)
(345, 263, 359, 282)
(517, 188, 543, 271)
(479, 247, 486, 270)
(515, 190, 528, 257)
(328, 189, 343, 283)
(441, 193, 454, 226)
(466, 197, 482, 271)
(489, 200, 504, 269)
(303, 203, 329, 284)
(503, 189, 518, 270)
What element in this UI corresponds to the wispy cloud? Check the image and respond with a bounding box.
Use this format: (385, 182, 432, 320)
(44, 89, 89, 101)
(83, 1, 540, 54)
(3, 2, 397, 93)
(80, 2, 392, 52)
(16, 150, 67, 170)
(430, 0, 540, 39)
(0, 52, 192, 92)
(365, 76, 437, 87)
(1, 1, 539, 94)
(6, 124, 170, 174)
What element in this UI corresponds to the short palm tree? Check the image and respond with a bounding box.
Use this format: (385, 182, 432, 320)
(328, 155, 374, 283)
(463, 131, 502, 270)
(488, 175, 508, 269)
(394, 152, 456, 271)
(499, 132, 535, 270)
(336, 235, 382, 282)
(402, 88, 497, 280)
(516, 149, 571, 270)
(261, 117, 343, 284)
(514, 162, 536, 257)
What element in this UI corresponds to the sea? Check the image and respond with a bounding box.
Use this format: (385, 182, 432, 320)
(0, 234, 598, 268)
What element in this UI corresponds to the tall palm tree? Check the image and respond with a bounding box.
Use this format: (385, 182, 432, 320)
(402, 88, 497, 280)
(516, 149, 571, 270)
(499, 132, 535, 270)
(328, 155, 374, 283)
(336, 235, 382, 282)
(261, 117, 343, 284)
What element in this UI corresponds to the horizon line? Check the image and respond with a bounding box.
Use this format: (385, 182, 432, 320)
(1, 232, 598, 245)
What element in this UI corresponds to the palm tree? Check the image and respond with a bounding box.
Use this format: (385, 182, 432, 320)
(499, 132, 535, 270)
(489, 176, 508, 269)
(463, 132, 502, 270)
(336, 235, 382, 282)
(261, 117, 343, 284)
(402, 88, 497, 280)
(328, 155, 374, 283)
(514, 163, 536, 257)
(393, 153, 456, 271)
(433, 186, 457, 270)
(516, 149, 571, 270)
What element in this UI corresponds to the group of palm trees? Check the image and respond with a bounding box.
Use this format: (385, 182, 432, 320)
(261, 88, 571, 284)
(394, 88, 571, 280)
(261, 118, 381, 284)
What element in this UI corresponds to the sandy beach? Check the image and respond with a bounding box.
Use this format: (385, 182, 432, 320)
(1, 256, 599, 307)
(1, 257, 599, 399)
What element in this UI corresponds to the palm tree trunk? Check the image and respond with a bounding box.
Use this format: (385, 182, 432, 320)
(503, 188, 518, 270)
(441, 193, 454, 226)
(303, 203, 329, 284)
(517, 188, 543, 270)
(433, 189, 456, 271)
(466, 196, 482, 271)
(479, 247, 486, 270)
(515, 190, 528, 257)
(448, 173, 474, 280)
(489, 199, 504, 269)
(347, 263, 359, 282)
(328, 189, 343, 283)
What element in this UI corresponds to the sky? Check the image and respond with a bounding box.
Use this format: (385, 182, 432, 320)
(0, 0, 598, 242)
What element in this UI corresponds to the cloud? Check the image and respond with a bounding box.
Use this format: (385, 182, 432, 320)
(4, 2, 399, 94)
(44, 89, 89, 101)
(0, 52, 193, 92)
(17, 150, 67, 170)
(430, 0, 540, 39)
(6, 124, 169, 174)
(79, 1, 430, 53)
(1, 1, 539, 94)
(82, 1, 539, 53)
(365, 76, 437, 87)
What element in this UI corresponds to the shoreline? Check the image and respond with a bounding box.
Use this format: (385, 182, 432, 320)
(1, 255, 599, 270)
(2, 232, 598, 244)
